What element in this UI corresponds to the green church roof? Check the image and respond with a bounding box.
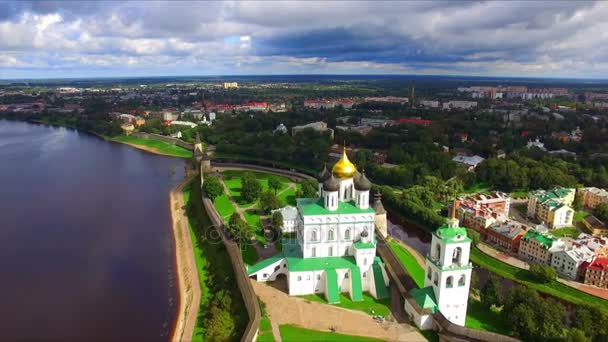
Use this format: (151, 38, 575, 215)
(410, 286, 438, 313)
(354, 241, 375, 249)
(435, 224, 471, 244)
(286, 256, 358, 272)
(297, 198, 375, 216)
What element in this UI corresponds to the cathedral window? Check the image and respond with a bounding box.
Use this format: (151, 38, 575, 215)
(458, 275, 466, 287)
(311, 230, 317, 241)
(427, 267, 432, 279)
(363, 258, 367, 265)
(312, 247, 316, 257)
(345, 229, 351, 240)
(433, 272, 438, 286)
(446, 276, 453, 288)
(363, 272, 366, 278)
(328, 229, 335, 241)
(297, 276, 302, 281)
(328, 246, 333, 256)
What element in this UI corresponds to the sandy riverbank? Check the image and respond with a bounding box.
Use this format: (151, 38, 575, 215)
(168, 176, 201, 342)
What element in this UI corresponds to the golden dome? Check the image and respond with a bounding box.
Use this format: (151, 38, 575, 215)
(332, 147, 357, 179)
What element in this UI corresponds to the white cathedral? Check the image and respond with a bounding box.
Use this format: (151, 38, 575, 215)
(247, 149, 390, 303)
(246, 148, 472, 328)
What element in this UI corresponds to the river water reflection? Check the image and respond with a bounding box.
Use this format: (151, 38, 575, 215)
(0, 120, 184, 340)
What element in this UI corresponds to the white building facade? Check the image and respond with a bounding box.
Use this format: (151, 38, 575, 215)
(248, 149, 389, 303)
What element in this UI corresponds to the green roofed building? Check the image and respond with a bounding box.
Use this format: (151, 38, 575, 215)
(518, 228, 561, 265)
(247, 149, 389, 302)
(527, 187, 575, 229)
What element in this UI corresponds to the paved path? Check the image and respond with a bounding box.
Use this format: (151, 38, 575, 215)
(169, 176, 201, 342)
(252, 280, 426, 342)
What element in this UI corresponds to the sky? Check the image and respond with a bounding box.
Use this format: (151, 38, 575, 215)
(1, 1, 608, 79)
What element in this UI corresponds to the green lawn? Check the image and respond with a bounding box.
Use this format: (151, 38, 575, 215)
(278, 187, 297, 206)
(214, 193, 236, 219)
(301, 293, 391, 317)
(387, 240, 425, 288)
(549, 227, 580, 238)
(279, 324, 384, 342)
(464, 182, 490, 194)
(470, 247, 608, 313)
(465, 298, 511, 335)
(574, 211, 590, 223)
(257, 315, 275, 342)
(112, 135, 193, 158)
(509, 190, 529, 199)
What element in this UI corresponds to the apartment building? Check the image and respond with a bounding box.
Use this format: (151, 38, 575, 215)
(580, 257, 608, 289)
(527, 188, 575, 229)
(580, 187, 608, 209)
(455, 192, 510, 234)
(518, 229, 559, 265)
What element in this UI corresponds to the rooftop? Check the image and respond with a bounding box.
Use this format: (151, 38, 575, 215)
(297, 198, 375, 216)
(522, 229, 556, 249)
(409, 286, 438, 313)
(435, 224, 471, 244)
(286, 256, 358, 272)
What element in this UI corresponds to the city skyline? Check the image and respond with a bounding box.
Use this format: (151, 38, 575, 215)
(3, 1, 608, 79)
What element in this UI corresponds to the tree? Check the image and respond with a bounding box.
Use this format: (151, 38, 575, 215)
(260, 191, 283, 213)
(271, 211, 284, 234)
(241, 173, 262, 203)
(203, 176, 224, 200)
(268, 176, 282, 194)
(573, 190, 584, 211)
(466, 228, 481, 247)
(480, 275, 503, 309)
(300, 179, 318, 198)
(227, 213, 252, 244)
(566, 329, 589, 342)
(530, 263, 557, 283)
(595, 203, 608, 222)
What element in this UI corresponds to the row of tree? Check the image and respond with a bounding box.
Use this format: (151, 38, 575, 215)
(480, 276, 606, 341)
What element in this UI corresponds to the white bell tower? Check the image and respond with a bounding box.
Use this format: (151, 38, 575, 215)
(423, 211, 472, 326)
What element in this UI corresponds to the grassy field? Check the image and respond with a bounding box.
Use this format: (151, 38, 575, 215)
(549, 227, 580, 238)
(464, 182, 491, 194)
(112, 135, 193, 158)
(278, 324, 384, 342)
(257, 315, 275, 342)
(465, 298, 511, 335)
(387, 240, 425, 288)
(214, 193, 236, 219)
(470, 246, 608, 313)
(301, 293, 391, 317)
(183, 180, 248, 341)
(509, 190, 529, 198)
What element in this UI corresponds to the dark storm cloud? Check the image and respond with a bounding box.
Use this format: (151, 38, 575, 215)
(1, 1, 608, 77)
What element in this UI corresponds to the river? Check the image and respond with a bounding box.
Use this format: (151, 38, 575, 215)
(0, 120, 184, 340)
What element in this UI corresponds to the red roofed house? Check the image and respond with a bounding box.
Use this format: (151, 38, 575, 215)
(580, 257, 608, 288)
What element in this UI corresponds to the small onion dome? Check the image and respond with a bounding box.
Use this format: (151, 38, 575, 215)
(361, 230, 369, 238)
(323, 175, 340, 192)
(317, 164, 331, 182)
(354, 171, 372, 191)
